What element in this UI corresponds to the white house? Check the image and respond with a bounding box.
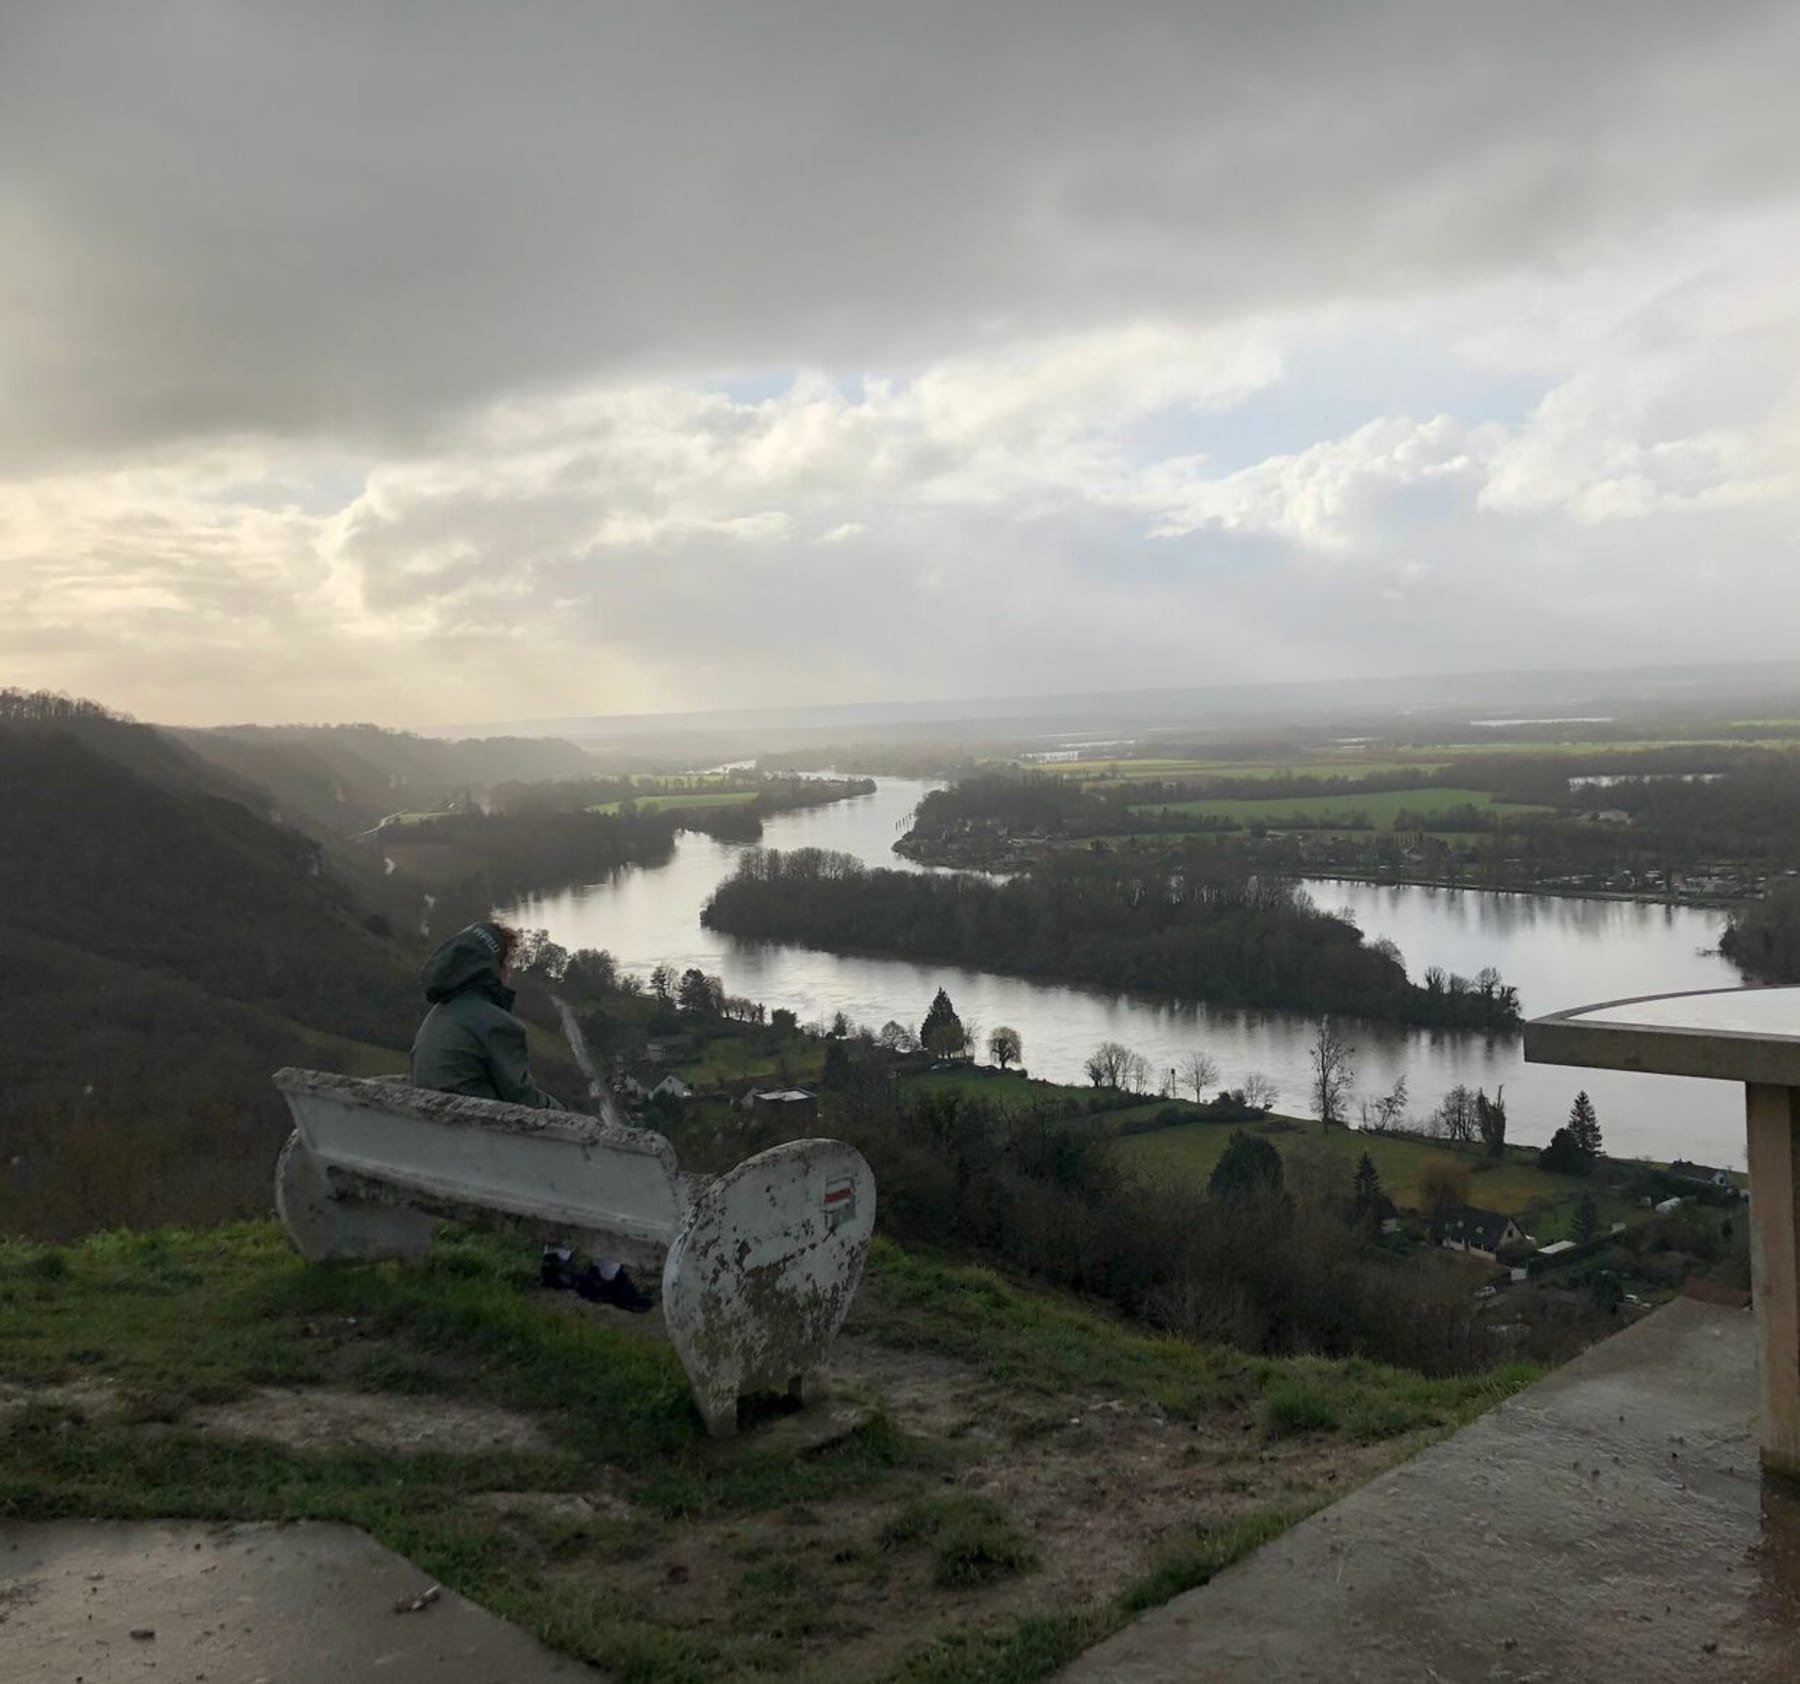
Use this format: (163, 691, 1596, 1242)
(1669, 1159, 1732, 1190)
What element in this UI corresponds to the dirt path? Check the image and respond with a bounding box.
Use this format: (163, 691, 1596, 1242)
(550, 993, 608, 1111)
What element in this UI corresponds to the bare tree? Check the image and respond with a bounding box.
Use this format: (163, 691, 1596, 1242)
(1241, 1071, 1280, 1111)
(987, 1025, 1022, 1070)
(1121, 1047, 1153, 1093)
(1179, 1051, 1221, 1103)
(1309, 1018, 1356, 1128)
(1432, 1084, 1478, 1143)
(1368, 1075, 1409, 1131)
(877, 1020, 918, 1053)
(1085, 1040, 1150, 1091)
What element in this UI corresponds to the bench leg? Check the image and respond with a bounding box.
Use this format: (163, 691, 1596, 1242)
(788, 1370, 828, 1407)
(275, 1132, 436, 1264)
(695, 1385, 739, 1439)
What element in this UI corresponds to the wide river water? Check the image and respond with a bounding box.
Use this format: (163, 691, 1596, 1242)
(504, 777, 1749, 1166)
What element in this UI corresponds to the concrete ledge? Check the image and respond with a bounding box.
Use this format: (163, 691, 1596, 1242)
(1060, 1298, 1800, 1683)
(0, 1519, 603, 1682)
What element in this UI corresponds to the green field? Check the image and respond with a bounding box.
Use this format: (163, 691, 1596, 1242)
(1023, 756, 1448, 783)
(1113, 1116, 1637, 1241)
(1128, 788, 1546, 828)
(589, 789, 760, 814)
(1407, 737, 1800, 757)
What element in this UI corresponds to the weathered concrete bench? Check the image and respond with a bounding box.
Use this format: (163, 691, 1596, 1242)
(271, 1068, 876, 1436)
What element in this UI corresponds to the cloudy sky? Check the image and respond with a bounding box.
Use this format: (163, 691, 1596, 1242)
(4, 3, 1797, 726)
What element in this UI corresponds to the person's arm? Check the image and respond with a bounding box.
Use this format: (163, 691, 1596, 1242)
(488, 1016, 564, 1110)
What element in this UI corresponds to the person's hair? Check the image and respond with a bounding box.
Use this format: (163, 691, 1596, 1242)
(490, 922, 523, 966)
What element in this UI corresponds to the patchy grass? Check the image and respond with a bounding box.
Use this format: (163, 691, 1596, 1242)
(881, 1493, 1037, 1587)
(0, 1224, 1538, 1683)
(1261, 1376, 1342, 1437)
(671, 1028, 828, 1088)
(903, 1067, 1078, 1107)
(860, 1241, 1536, 1437)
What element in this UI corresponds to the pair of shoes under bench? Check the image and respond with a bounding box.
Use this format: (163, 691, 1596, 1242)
(574, 1263, 655, 1314)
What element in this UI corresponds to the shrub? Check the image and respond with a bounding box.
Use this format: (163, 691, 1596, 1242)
(824, 1082, 1488, 1375)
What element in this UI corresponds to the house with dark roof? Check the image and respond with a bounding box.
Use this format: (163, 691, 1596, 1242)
(1669, 1159, 1732, 1189)
(1432, 1204, 1528, 1261)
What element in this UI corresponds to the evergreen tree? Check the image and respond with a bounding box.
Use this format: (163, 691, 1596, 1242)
(1476, 1086, 1508, 1159)
(822, 1036, 852, 1087)
(676, 967, 717, 1015)
(1352, 1152, 1384, 1212)
(1208, 1130, 1285, 1203)
(1573, 1192, 1600, 1244)
(1567, 1091, 1602, 1159)
(1539, 1125, 1592, 1177)
(919, 987, 967, 1058)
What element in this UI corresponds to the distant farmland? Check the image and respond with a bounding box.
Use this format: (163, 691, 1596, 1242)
(1026, 755, 1447, 782)
(589, 790, 760, 813)
(1129, 788, 1549, 829)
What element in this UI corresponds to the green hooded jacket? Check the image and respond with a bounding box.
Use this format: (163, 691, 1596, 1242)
(408, 923, 563, 1109)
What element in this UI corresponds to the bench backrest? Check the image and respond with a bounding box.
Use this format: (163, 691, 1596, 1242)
(273, 1069, 686, 1266)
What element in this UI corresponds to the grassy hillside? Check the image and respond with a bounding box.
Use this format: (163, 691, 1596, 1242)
(0, 1224, 1536, 1682)
(0, 729, 416, 1044)
(175, 723, 595, 838)
(1113, 1113, 1641, 1242)
(0, 714, 441, 1237)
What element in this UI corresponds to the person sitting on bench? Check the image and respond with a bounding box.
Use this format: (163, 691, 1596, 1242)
(409, 920, 653, 1312)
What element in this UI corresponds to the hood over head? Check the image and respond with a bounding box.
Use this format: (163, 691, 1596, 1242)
(421, 922, 515, 1007)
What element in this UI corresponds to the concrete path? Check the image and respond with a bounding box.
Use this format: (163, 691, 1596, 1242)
(0, 1519, 604, 1683)
(1061, 1296, 1800, 1683)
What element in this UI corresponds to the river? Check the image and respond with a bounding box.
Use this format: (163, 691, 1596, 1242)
(504, 777, 1748, 1166)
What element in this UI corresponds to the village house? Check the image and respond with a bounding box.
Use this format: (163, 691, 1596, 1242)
(746, 1087, 819, 1121)
(1669, 1159, 1732, 1189)
(1431, 1204, 1529, 1262)
(614, 1070, 693, 1103)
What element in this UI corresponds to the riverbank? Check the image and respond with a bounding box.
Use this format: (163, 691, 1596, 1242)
(1293, 868, 1748, 914)
(505, 775, 1748, 1166)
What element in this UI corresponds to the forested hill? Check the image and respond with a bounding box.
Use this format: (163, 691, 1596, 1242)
(0, 708, 431, 1237)
(173, 722, 594, 839)
(704, 848, 1522, 1031)
(0, 729, 417, 1046)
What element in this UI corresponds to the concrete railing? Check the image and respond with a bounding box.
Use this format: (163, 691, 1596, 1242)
(1526, 984, 1800, 1476)
(271, 1068, 876, 1436)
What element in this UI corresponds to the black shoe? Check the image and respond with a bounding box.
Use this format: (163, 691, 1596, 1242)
(540, 1252, 580, 1291)
(575, 1264, 655, 1313)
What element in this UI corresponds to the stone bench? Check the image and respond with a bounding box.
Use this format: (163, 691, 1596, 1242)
(271, 1068, 876, 1436)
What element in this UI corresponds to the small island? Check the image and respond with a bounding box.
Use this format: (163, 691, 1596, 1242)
(703, 846, 1521, 1032)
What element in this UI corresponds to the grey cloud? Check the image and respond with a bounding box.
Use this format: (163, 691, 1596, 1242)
(3, 1, 1796, 460)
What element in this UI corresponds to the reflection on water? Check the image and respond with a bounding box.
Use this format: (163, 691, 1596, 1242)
(505, 778, 1748, 1167)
